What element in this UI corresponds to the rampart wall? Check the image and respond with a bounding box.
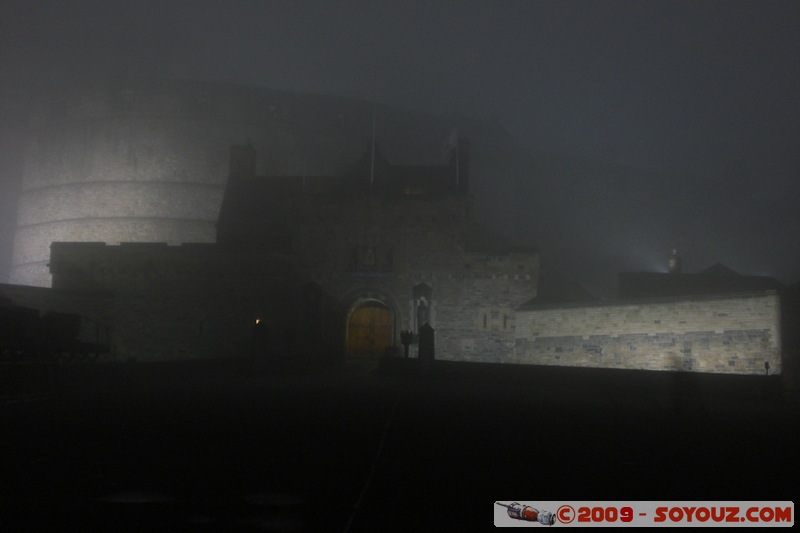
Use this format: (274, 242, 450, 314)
(514, 292, 782, 374)
(16, 240, 786, 378)
(0, 282, 113, 330)
(312, 262, 538, 363)
(48, 242, 302, 361)
(46, 241, 540, 362)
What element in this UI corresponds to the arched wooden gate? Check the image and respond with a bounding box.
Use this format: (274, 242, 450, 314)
(345, 300, 393, 358)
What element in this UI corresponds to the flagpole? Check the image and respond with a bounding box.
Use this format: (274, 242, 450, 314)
(456, 137, 459, 187)
(370, 102, 376, 191)
(445, 128, 459, 188)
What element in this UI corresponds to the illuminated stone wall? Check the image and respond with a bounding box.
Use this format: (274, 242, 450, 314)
(12, 79, 501, 287)
(514, 292, 782, 375)
(37, 238, 784, 375)
(309, 262, 539, 364)
(46, 220, 540, 362)
(281, 193, 539, 362)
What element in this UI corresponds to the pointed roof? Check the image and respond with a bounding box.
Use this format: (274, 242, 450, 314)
(619, 262, 785, 299)
(521, 270, 597, 307)
(699, 263, 739, 277)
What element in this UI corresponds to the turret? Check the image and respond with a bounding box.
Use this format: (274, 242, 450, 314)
(668, 249, 683, 274)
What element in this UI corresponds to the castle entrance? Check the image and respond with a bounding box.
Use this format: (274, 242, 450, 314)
(346, 300, 393, 358)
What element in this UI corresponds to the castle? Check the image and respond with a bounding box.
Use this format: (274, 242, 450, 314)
(42, 142, 539, 362)
(9, 78, 513, 288)
(20, 143, 786, 380)
(0, 80, 790, 382)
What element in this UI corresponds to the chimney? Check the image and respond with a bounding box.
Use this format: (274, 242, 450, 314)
(451, 137, 469, 193)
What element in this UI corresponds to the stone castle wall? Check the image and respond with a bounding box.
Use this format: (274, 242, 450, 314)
(0, 282, 113, 336)
(16, 239, 785, 377)
(312, 265, 538, 363)
(12, 81, 372, 287)
(287, 194, 478, 277)
(47, 240, 539, 362)
(514, 292, 782, 374)
(48, 242, 302, 361)
(11, 79, 507, 287)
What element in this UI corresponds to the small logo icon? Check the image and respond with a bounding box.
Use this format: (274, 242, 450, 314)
(557, 504, 575, 524)
(496, 502, 556, 525)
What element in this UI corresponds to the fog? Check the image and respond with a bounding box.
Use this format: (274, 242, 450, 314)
(1, 0, 798, 296)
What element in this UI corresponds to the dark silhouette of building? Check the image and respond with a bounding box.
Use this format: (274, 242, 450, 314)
(620, 262, 785, 300)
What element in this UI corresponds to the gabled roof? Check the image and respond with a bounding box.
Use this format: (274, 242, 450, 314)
(699, 263, 739, 277)
(520, 270, 596, 308)
(619, 263, 785, 299)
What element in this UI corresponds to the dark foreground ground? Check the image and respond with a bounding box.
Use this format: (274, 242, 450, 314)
(1, 357, 798, 531)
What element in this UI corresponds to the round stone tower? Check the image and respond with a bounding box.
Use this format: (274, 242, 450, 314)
(10, 79, 379, 286)
(10, 77, 511, 287)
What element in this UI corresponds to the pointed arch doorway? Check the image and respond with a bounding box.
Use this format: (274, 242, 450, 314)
(346, 299, 394, 358)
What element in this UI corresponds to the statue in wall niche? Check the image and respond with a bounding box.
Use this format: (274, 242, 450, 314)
(416, 296, 429, 328)
(413, 283, 432, 331)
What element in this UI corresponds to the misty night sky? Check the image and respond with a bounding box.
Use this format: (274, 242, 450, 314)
(1, 0, 798, 297)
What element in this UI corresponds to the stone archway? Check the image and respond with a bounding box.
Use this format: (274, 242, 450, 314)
(345, 299, 394, 358)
